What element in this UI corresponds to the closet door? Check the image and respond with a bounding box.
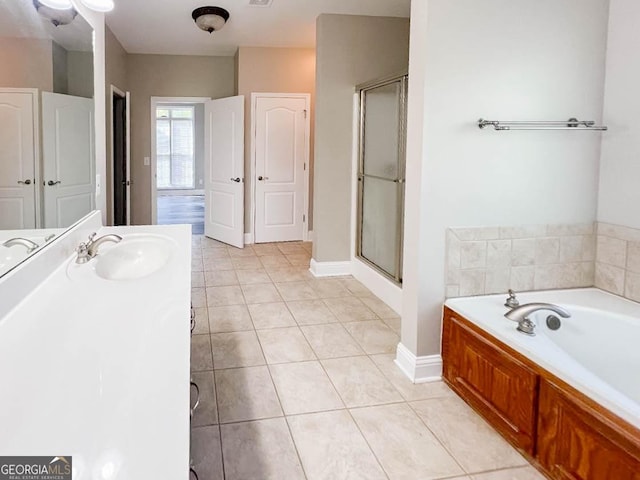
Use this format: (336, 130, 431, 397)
(357, 76, 407, 283)
(0, 90, 37, 229)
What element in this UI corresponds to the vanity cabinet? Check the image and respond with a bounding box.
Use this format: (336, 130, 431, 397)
(442, 308, 538, 454)
(442, 307, 640, 480)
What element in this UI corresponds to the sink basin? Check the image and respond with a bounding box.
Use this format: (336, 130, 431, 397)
(94, 235, 174, 281)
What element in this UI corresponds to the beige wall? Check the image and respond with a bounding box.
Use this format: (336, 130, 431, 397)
(105, 26, 129, 223)
(237, 46, 316, 233)
(0, 37, 53, 91)
(313, 15, 410, 262)
(67, 51, 94, 98)
(127, 54, 235, 224)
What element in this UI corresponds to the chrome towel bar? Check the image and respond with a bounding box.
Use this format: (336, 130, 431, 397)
(478, 118, 608, 131)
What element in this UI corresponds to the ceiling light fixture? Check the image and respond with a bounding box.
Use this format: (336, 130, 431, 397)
(33, 0, 78, 26)
(192, 6, 230, 34)
(37, 0, 73, 9)
(80, 0, 114, 13)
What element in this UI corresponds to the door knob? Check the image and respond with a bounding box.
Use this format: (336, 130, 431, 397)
(258, 176, 269, 181)
(17, 179, 32, 185)
(48, 180, 61, 186)
(230, 177, 241, 183)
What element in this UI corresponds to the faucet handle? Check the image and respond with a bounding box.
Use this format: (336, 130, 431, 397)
(505, 289, 520, 308)
(88, 232, 97, 242)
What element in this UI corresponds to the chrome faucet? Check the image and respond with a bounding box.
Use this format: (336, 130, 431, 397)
(3, 238, 40, 253)
(504, 302, 571, 336)
(76, 232, 123, 264)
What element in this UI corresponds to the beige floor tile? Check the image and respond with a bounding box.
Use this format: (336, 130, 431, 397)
(307, 278, 352, 298)
(324, 297, 378, 322)
(301, 323, 364, 359)
(204, 269, 239, 287)
(191, 257, 204, 272)
(351, 403, 464, 480)
(203, 258, 234, 271)
(287, 299, 339, 325)
(202, 237, 227, 249)
(191, 370, 218, 426)
(192, 271, 205, 288)
(241, 283, 283, 304)
(191, 287, 206, 308)
(360, 296, 400, 319)
(275, 281, 319, 301)
(253, 244, 282, 256)
(267, 266, 312, 282)
(231, 256, 263, 270)
(221, 418, 305, 480)
(321, 356, 402, 407)
(343, 320, 399, 354)
(235, 268, 272, 285)
(202, 248, 230, 260)
(286, 253, 311, 266)
(192, 307, 209, 334)
(410, 396, 528, 473)
(191, 334, 213, 371)
(471, 466, 546, 480)
(227, 246, 256, 257)
(248, 302, 297, 329)
(259, 254, 291, 268)
(269, 361, 344, 415)
(210, 331, 266, 369)
(206, 285, 245, 307)
(277, 243, 308, 255)
(287, 410, 387, 480)
(257, 326, 316, 364)
(191, 425, 224, 480)
(340, 278, 373, 297)
(208, 305, 254, 333)
(370, 354, 456, 402)
(382, 316, 401, 335)
(215, 366, 283, 423)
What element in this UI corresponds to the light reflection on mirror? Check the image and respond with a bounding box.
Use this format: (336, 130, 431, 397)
(0, 1, 96, 278)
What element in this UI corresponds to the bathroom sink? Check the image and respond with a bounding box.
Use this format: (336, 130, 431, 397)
(93, 235, 174, 281)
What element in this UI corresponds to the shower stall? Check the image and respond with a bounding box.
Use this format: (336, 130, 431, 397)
(356, 73, 408, 285)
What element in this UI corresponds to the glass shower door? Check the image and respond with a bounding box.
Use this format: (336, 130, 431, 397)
(357, 75, 407, 284)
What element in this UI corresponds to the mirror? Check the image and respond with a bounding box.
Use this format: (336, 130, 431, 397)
(0, 1, 96, 277)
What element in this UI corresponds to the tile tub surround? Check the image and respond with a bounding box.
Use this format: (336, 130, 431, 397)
(446, 223, 596, 297)
(189, 237, 544, 479)
(595, 222, 640, 302)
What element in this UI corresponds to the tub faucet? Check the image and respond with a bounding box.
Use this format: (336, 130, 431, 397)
(504, 302, 571, 336)
(3, 238, 40, 253)
(76, 232, 123, 264)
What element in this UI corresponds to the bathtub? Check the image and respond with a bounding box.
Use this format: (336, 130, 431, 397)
(445, 288, 640, 430)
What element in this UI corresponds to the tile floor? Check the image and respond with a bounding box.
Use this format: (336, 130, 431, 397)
(189, 236, 544, 480)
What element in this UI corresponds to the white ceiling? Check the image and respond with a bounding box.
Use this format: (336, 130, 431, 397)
(106, 0, 410, 56)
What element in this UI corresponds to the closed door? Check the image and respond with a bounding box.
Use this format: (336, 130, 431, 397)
(254, 96, 309, 243)
(204, 95, 245, 248)
(0, 90, 37, 229)
(42, 92, 95, 228)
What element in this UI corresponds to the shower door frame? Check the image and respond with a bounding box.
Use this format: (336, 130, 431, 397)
(355, 72, 408, 285)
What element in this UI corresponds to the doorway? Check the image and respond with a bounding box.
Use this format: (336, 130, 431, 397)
(111, 86, 130, 226)
(151, 97, 209, 234)
(251, 93, 311, 244)
(356, 74, 408, 284)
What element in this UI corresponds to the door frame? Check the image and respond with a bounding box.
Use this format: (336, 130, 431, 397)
(0, 88, 41, 228)
(150, 96, 210, 224)
(109, 84, 130, 225)
(250, 92, 311, 244)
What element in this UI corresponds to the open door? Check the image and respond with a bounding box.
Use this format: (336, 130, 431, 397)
(204, 95, 245, 248)
(42, 92, 95, 228)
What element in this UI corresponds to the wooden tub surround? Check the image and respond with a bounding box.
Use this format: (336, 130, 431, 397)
(442, 307, 640, 480)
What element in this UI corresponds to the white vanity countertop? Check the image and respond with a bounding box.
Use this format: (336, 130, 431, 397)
(0, 224, 192, 479)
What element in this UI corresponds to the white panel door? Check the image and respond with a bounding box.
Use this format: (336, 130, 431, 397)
(0, 90, 37, 229)
(42, 92, 95, 228)
(204, 96, 245, 248)
(255, 96, 309, 243)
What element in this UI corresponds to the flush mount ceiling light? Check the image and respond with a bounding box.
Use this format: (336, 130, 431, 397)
(33, 0, 78, 26)
(36, 0, 114, 12)
(192, 6, 230, 34)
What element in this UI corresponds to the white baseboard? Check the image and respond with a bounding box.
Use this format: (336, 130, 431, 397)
(309, 259, 352, 277)
(244, 233, 254, 245)
(351, 258, 402, 314)
(394, 342, 442, 384)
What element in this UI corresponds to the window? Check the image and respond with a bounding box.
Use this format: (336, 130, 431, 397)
(156, 106, 195, 189)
